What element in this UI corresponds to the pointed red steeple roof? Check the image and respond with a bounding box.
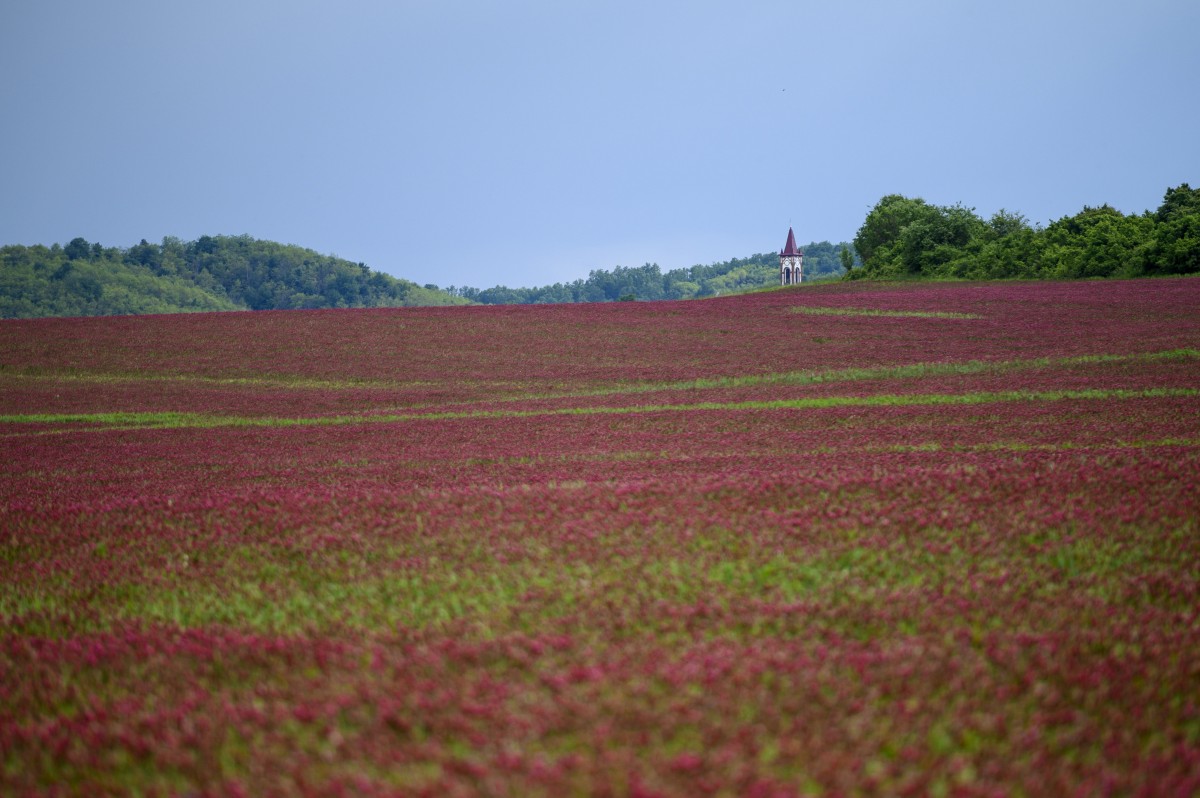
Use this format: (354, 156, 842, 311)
(781, 227, 803, 257)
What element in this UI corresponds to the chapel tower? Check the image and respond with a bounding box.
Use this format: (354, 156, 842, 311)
(780, 227, 803, 285)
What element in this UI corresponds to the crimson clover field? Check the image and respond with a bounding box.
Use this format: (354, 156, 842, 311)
(2, 278, 1199, 796)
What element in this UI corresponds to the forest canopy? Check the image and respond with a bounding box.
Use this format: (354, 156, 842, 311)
(849, 184, 1200, 280)
(0, 235, 467, 319)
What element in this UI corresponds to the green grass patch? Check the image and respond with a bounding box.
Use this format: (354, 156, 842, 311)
(710, 547, 944, 600)
(791, 307, 982, 319)
(5, 349, 1195, 413)
(4, 348, 1197, 433)
(593, 348, 1200, 398)
(429, 347, 1200, 408)
(3, 386, 1198, 432)
(0, 364, 433, 391)
(3, 555, 592, 635)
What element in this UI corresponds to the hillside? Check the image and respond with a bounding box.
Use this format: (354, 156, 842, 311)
(2, 233, 854, 319)
(0, 235, 469, 319)
(451, 240, 853, 304)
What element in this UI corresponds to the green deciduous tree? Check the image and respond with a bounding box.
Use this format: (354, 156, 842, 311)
(852, 194, 940, 273)
(846, 185, 1200, 281)
(1143, 184, 1200, 275)
(839, 245, 855, 273)
(64, 237, 91, 261)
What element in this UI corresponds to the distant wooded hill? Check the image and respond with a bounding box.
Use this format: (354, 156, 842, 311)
(0, 234, 853, 319)
(447, 241, 852, 305)
(0, 235, 469, 319)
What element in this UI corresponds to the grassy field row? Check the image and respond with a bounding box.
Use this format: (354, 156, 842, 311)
(1, 386, 1196, 432)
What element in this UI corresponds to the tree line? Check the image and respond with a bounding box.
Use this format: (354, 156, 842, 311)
(1, 234, 855, 319)
(444, 240, 853, 304)
(0, 235, 467, 319)
(849, 184, 1200, 280)
(5, 183, 1196, 319)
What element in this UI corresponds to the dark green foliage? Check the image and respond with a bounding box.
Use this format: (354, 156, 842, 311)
(852, 195, 939, 269)
(850, 184, 1200, 281)
(1, 235, 468, 319)
(457, 240, 856, 305)
(172, 235, 460, 311)
(63, 237, 92, 261)
(1143, 184, 1200, 275)
(839, 246, 855, 274)
(1, 241, 240, 319)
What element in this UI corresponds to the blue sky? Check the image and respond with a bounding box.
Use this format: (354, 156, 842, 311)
(2, 0, 1197, 290)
